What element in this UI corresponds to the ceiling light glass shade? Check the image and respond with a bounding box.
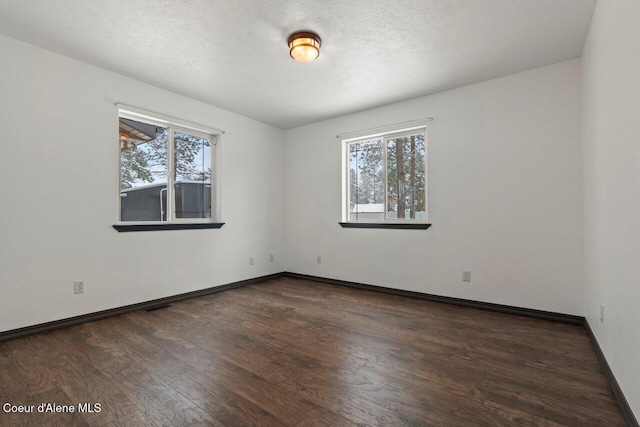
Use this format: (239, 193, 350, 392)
(288, 32, 321, 62)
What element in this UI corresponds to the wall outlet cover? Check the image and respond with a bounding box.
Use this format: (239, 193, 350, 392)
(74, 281, 84, 294)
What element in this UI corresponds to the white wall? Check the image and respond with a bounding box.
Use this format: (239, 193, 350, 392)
(285, 59, 584, 315)
(0, 34, 286, 332)
(582, 0, 640, 418)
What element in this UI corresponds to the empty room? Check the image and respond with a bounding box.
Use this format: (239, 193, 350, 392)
(0, 1, 638, 426)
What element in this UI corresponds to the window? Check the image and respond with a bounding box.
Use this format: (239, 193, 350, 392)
(116, 107, 222, 230)
(342, 127, 428, 227)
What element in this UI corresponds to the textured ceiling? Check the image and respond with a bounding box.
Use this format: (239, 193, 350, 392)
(0, 0, 596, 129)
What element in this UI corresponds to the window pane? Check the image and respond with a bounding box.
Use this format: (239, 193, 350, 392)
(119, 117, 168, 221)
(348, 139, 384, 221)
(386, 133, 426, 219)
(173, 131, 212, 219)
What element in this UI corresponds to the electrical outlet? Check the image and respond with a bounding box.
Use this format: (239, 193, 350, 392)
(600, 305, 604, 323)
(74, 281, 84, 294)
(462, 271, 471, 282)
(249, 257, 254, 266)
(270, 254, 274, 262)
(317, 256, 322, 264)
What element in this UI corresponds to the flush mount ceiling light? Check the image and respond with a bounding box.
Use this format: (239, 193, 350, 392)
(288, 31, 321, 62)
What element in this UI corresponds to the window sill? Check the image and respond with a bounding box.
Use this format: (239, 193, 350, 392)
(113, 223, 225, 232)
(339, 222, 431, 230)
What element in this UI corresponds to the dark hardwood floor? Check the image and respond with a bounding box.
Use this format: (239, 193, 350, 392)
(0, 277, 626, 426)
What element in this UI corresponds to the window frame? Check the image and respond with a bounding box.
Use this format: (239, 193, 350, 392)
(341, 125, 428, 225)
(116, 106, 222, 226)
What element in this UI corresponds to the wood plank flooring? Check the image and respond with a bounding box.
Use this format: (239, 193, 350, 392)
(0, 277, 626, 426)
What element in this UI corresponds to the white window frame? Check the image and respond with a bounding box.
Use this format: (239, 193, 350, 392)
(116, 105, 222, 225)
(341, 125, 428, 224)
